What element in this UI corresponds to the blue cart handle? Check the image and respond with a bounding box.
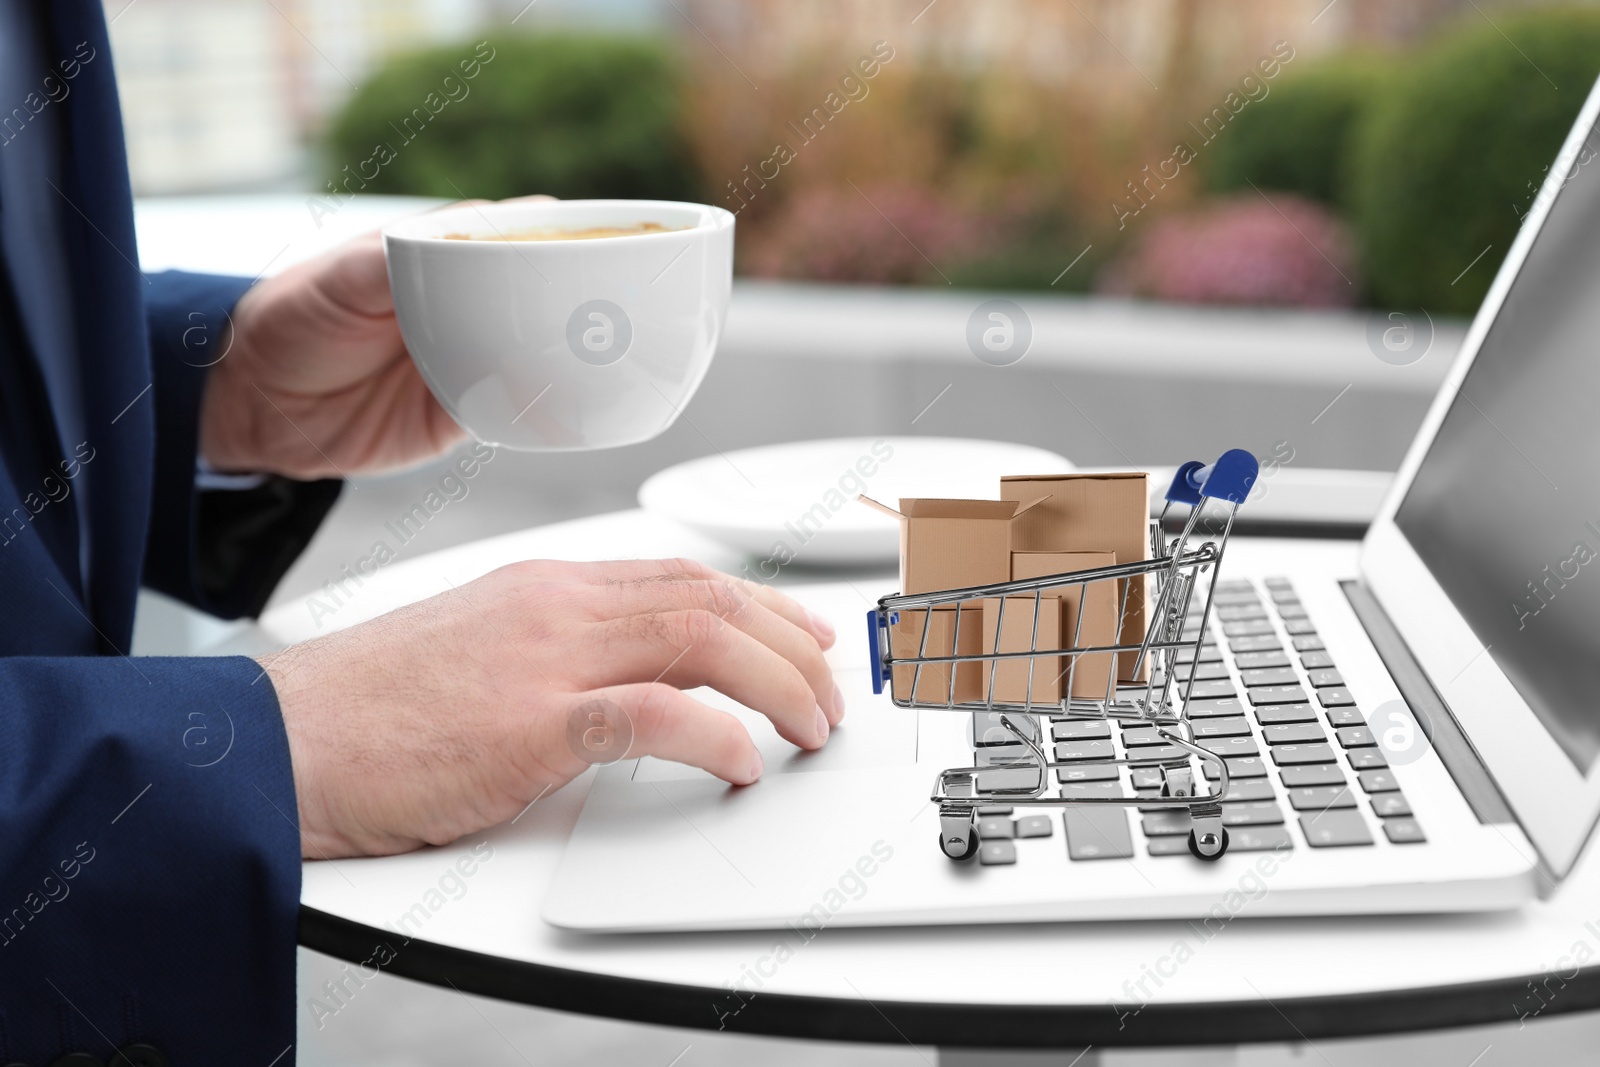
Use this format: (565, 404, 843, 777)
(866, 609, 894, 695)
(1164, 449, 1259, 506)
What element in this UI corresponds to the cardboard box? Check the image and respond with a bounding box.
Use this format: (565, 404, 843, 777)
(1010, 550, 1119, 700)
(981, 595, 1064, 705)
(858, 496, 1043, 595)
(999, 473, 1149, 681)
(888, 605, 984, 704)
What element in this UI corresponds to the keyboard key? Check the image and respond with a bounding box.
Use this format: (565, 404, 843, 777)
(1055, 739, 1115, 761)
(1223, 801, 1285, 826)
(1016, 814, 1055, 838)
(1217, 604, 1268, 621)
(1187, 679, 1238, 700)
(977, 816, 1015, 839)
(1300, 809, 1374, 847)
(1249, 685, 1309, 706)
(1324, 707, 1364, 727)
(978, 840, 1018, 865)
(1202, 756, 1268, 779)
(1228, 825, 1295, 852)
(973, 712, 1041, 746)
(1222, 619, 1276, 638)
(1147, 836, 1194, 856)
(977, 805, 1014, 815)
(1130, 767, 1164, 789)
(1382, 817, 1427, 844)
(1348, 748, 1389, 770)
(1176, 643, 1222, 665)
(1121, 727, 1175, 747)
(1299, 650, 1335, 670)
(1185, 697, 1247, 718)
(1192, 717, 1252, 738)
(1276, 603, 1309, 620)
(1141, 811, 1192, 836)
(1197, 736, 1260, 758)
(1214, 586, 1261, 601)
(1262, 723, 1327, 745)
(1064, 808, 1134, 859)
(1235, 650, 1291, 670)
(1271, 743, 1337, 766)
(1291, 634, 1325, 651)
(1371, 793, 1412, 818)
(1241, 667, 1299, 687)
(1286, 785, 1357, 811)
(1283, 619, 1318, 635)
(1317, 687, 1357, 707)
(977, 746, 1031, 766)
(977, 767, 1042, 792)
(1058, 763, 1120, 783)
(1358, 769, 1399, 793)
(1231, 635, 1283, 654)
(1222, 779, 1277, 802)
(1126, 745, 1192, 764)
(1061, 781, 1124, 799)
(1186, 660, 1232, 682)
(1262, 576, 1292, 590)
(1052, 719, 1112, 741)
(1255, 704, 1318, 725)
(1279, 764, 1347, 787)
(1337, 726, 1376, 748)
(1307, 668, 1346, 688)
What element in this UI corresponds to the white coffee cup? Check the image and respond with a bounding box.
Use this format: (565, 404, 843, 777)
(383, 199, 735, 451)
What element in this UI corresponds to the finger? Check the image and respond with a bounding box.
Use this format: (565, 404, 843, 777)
(588, 576, 842, 725)
(583, 683, 763, 786)
(589, 610, 830, 750)
(574, 558, 837, 649)
(739, 579, 838, 652)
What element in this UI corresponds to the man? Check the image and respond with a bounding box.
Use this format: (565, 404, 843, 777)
(0, 4, 842, 1064)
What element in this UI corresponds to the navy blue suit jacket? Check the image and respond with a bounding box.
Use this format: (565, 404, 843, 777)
(1, 3, 338, 1062)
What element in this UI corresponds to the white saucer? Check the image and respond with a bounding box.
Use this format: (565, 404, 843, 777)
(637, 437, 1072, 566)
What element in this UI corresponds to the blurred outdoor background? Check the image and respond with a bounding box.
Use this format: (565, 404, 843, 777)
(113, 0, 1600, 315)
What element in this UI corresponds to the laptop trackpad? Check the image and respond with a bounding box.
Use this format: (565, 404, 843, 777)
(631, 668, 917, 781)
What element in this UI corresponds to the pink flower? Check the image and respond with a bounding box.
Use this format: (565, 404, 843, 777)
(1097, 195, 1359, 308)
(743, 184, 992, 284)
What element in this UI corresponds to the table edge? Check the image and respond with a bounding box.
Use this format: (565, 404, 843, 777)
(299, 905, 1600, 1048)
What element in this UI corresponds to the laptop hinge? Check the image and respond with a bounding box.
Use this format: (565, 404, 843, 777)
(1341, 579, 1516, 826)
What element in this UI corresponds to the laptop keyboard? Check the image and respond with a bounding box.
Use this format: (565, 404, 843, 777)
(970, 576, 1428, 865)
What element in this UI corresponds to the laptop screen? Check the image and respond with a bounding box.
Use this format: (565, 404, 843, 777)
(1396, 119, 1600, 774)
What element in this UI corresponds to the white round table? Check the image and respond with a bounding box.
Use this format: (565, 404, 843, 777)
(259, 510, 1600, 1059)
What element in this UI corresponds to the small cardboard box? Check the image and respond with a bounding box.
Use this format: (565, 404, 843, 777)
(1010, 550, 1119, 700)
(888, 605, 984, 704)
(858, 496, 1043, 595)
(981, 595, 1064, 705)
(1000, 473, 1149, 681)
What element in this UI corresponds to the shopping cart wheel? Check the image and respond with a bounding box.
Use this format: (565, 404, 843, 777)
(939, 806, 978, 860)
(1187, 826, 1229, 861)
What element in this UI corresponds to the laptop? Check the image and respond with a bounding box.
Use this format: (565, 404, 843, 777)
(543, 77, 1600, 932)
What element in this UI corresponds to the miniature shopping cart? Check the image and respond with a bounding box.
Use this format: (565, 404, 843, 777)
(866, 450, 1259, 862)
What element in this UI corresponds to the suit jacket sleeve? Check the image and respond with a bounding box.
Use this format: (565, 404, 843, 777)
(0, 653, 300, 1064)
(141, 269, 343, 620)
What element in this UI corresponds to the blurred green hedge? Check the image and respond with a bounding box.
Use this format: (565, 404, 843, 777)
(1348, 10, 1600, 314)
(322, 34, 701, 202)
(1207, 11, 1600, 314)
(1205, 56, 1386, 210)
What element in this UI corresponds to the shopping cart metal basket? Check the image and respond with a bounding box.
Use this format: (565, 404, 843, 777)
(866, 450, 1259, 862)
